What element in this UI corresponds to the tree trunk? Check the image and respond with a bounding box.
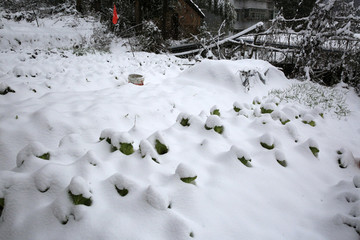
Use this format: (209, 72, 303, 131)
(162, 0, 169, 39)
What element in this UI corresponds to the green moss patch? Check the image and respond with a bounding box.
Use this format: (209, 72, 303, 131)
(234, 106, 241, 112)
(277, 159, 287, 167)
(120, 143, 134, 155)
(260, 142, 274, 150)
(37, 152, 50, 160)
(155, 139, 168, 155)
(302, 120, 316, 127)
(238, 157, 252, 167)
(68, 191, 92, 206)
(309, 146, 319, 157)
(181, 176, 197, 183)
(180, 118, 190, 127)
(115, 186, 129, 197)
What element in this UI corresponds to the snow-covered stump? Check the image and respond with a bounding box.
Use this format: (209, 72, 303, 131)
(230, 146, 252, 167)
(16, 142, 51, 167)
(205, 115, 224, 134)
(176, 112, 191, 127)
(275, 150, 287, 167)
(175, 163, 197, 184)
(68, 176, 92, 207)
(139, 139, 159, 163)
(260, 133, 275, 150)
(146, 185, 169, 210)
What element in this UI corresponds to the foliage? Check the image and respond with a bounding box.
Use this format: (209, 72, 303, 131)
(68, 191, 92, 206)
(238, 157, 252, 167)
(115, 186, 129, 197)
(119, 143, 134, 155)
(268, 81, 351, 118)
(180, 176, 197, 183)
(135, 20, 166, 53)
(309, 146, 319, 158)
(155, 139, 168, 155)
(37, 152, 50, 160)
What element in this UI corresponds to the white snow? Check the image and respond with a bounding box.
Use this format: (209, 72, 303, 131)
(0, 10, 360, 240)
(175, 163, 197, 179)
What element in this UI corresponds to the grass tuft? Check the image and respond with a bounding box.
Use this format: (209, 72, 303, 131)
(260, 107, 273, 114)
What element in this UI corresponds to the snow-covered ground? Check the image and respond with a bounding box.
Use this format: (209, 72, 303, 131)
(1, 11, 360, 240)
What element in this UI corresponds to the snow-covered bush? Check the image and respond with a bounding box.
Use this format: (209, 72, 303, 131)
(275, 150, 287, 167)
(16, 142, 51, 167)
(146, 186, 169, 210)
(210, 105, 220, 116)
(139, 140, 158, 163)
(152, 132, 169, 155)
(260, 102, 276, 114)
(260, 133, 275, 150)
(68, 176, 92, 206)
(175, 163, 197, 184)
(110, 173, 135, 197)
(268, 81, 350, 118)
(305, 138, 320, 158)
(230, 146, 252, 167)
(205, 115, 224, 134)
(177, 113, 191, 127)
(135, 21, 166, 53)
(301, 113, 316, 127)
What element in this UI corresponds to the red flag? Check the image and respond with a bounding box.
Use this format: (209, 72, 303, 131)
(112, 4, 118, 24)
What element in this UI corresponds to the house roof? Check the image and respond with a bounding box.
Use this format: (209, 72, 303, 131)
(184, 0, 205, 18)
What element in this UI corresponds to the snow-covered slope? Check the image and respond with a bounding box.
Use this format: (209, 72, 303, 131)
(1, 11, 360, 240)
